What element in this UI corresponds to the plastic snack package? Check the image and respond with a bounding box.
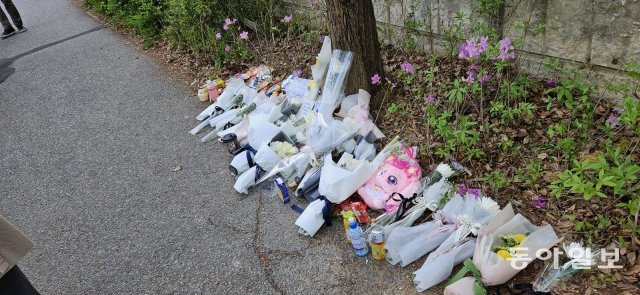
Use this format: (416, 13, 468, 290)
(444, 204, 561, 295)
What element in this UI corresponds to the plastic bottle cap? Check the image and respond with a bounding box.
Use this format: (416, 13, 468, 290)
(343, 211, 354, 219)
(348, 217, 357, 229)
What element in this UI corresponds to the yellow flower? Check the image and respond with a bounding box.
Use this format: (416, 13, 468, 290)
(497, 250, 512, 259)
(515, 234, 526, 244)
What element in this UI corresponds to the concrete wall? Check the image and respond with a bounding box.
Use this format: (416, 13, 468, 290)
(287, 0, 640, 87)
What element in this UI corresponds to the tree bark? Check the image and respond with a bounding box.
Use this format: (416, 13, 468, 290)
(326, 0, 383, 97)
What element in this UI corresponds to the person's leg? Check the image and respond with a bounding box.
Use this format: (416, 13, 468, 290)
(1, 0, 23, 29)
(0, 266, 40, 295)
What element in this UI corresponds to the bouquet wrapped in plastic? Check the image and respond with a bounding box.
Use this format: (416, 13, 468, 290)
(444, 204, 561, 295)
(381, 162, 460, 237)
(384, 194, 467, 267)
(531, 242, 599, 293)
(413, 195, 501, 292)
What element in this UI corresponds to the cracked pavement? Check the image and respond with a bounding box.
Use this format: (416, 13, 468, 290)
(0, 0, 442, 293)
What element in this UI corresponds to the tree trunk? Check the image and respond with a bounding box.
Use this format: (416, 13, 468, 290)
(326, 0, 383, 97)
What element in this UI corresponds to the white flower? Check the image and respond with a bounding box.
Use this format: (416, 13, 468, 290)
(436, 163, 455, 178)
(477, 196, 500, 214)
(271, 141, 298, 158)
(337, 153, 363, 171)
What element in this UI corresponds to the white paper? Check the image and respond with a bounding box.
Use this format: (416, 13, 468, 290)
(295, 198, 327, 237)
(310, 36, 332, 88)
(318, 153, 380, 204)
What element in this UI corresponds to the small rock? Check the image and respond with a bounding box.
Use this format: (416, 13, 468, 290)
(173, 165, 182, 172)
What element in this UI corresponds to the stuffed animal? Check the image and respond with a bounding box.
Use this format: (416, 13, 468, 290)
(357, 146, 421, 212)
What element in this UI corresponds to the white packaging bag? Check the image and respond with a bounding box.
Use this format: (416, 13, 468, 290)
(318, 153, 380, 204)
(295, 198, 328, 237)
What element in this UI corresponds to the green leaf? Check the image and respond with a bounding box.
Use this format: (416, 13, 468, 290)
(473, 281, 487, 295)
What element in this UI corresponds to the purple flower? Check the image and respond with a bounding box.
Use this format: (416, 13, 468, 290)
(494, 37, 515, 60)
(458, 36, 489, 60)
(400, 62, 414, 74)
(425, 95, 436, 104)
(239, 31, 249, 40)
(469, 63, 479, 71)
(478, 36, 489, 53)
(223, 24, 229, 31)
(545, 78, 556, 86)
(283, 15, 292, 23)
(480, 74, 491, 84)
(613, 107, 624, 114)
(458, 183, 468, 195)
(224, 46, 231, 52)
(607, 114, 620, 127)
(371, 74, 381, 85)
(462, 70, 476, 84)
(467, 188, 481, 198)
(215, 32, 222, 40)
(532, 195, 547, 208)
(458, 39, 479, 59)
(225, 18, 234, 25)
(499, 37, 513, 52)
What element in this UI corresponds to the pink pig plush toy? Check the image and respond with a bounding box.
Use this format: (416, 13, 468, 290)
(357, 146, 421, 212)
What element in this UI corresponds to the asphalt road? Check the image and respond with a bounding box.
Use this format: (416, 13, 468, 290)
(0, 0, 440, 294)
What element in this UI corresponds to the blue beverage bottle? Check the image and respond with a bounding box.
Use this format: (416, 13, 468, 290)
(347, 217, 369, 257)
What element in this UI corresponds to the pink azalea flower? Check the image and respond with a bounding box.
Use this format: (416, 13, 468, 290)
(215, 32, 222, 40)
(283, 15, 292, 23)
(462, 70, 476, 84)
(371, 74, 381, 85)
(494, 37, 515, 60)
(239, 31, 249, 40)
(478, 36, 489, 53)
(400, 62, 414, 74)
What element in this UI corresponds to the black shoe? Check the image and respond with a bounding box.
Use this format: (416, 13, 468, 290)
(1, 30, 17, 39)
(18, 27, 27, 33)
